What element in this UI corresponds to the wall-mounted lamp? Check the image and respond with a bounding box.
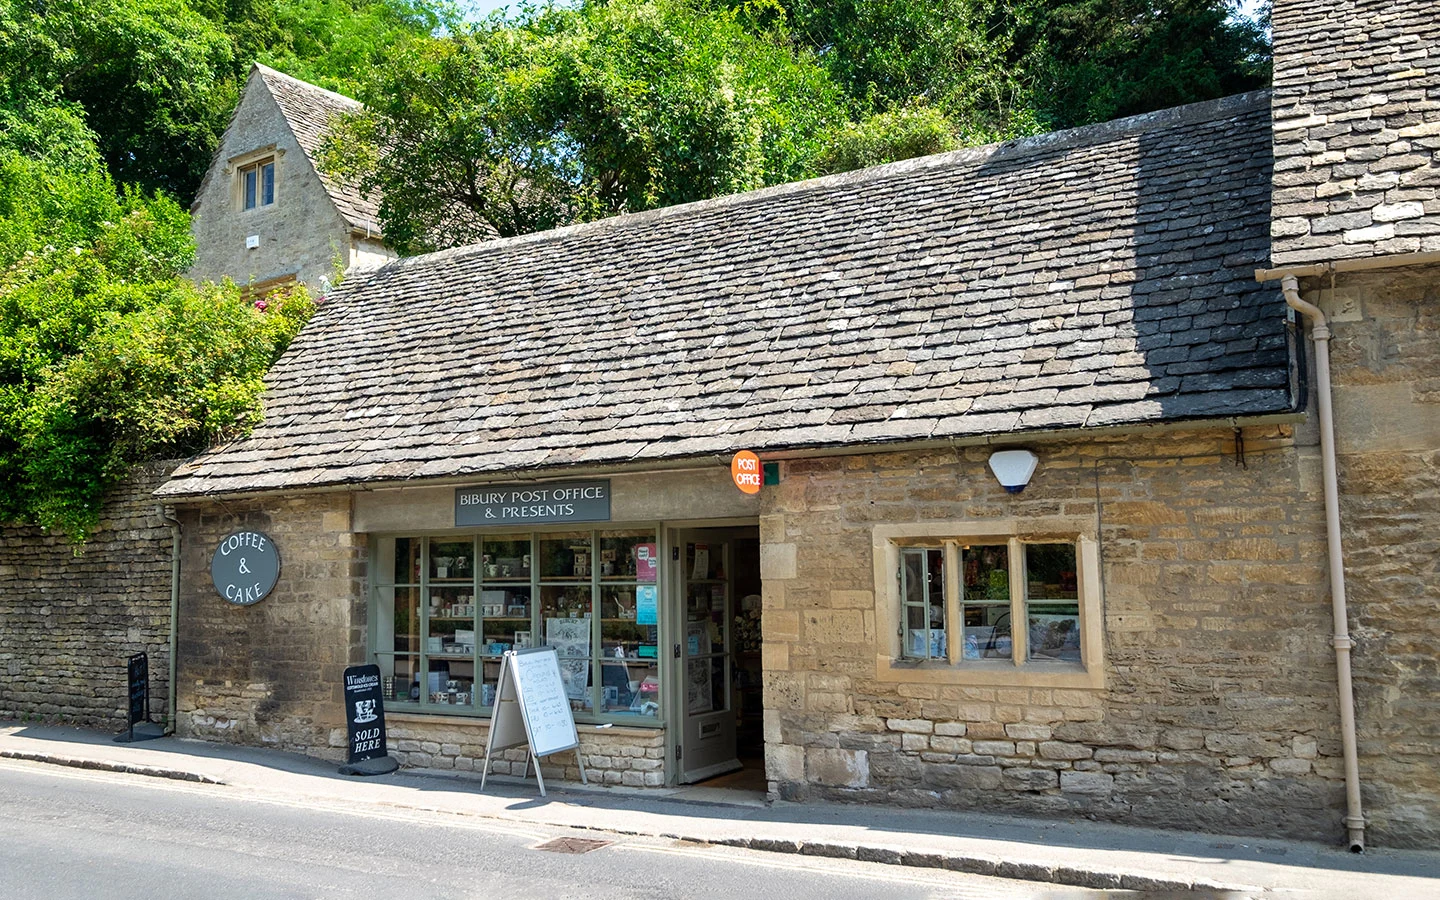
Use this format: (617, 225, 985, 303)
(988, 449, 1038, 494)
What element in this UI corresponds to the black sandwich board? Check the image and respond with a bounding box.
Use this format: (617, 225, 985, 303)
(114, 652, 163, 743)
(339, 663, 399, 775)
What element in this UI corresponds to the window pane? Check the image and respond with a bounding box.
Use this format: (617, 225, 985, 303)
(598, 530, 654, 580)
(686, 657, 727, 714)
(900, 548, 944, 659)
(243, 168, 256, 209)
(389, 586, 420, 652)
(540, 533, 592, 580)
(481, 586, 531, 653)
(1026, 543, 1078, 600)
(391, 537, 419, 585)
(426, 657, 474, 709)
(481, 536, 530, 581)
(1026, 544, 1080, 661)
(542, 585, 593, 710)
(390, 654, 418, 702)
(261, 162, 275, 205)
(430, 539, 473, 581)
(962, 544, 1009, 602)
(962, 544, 1011, 659)
(962, 603, 1012, 659)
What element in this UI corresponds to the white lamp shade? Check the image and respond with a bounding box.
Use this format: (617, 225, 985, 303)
(988, 449, 1038, 493)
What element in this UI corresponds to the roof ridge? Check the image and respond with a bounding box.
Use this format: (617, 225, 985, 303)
(251, 62, 362, 108)
(370, 90, 1272, 278)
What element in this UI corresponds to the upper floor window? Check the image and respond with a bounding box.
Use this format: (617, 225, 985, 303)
(241, 158, 275, 210)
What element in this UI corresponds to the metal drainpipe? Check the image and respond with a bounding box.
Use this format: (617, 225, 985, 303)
(159, 507, 181, 736)
(1280, 274, 1366, 852)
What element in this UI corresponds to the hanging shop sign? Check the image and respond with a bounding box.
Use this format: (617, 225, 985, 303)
(210, 530, 281, 606)
(455, 480, 610, 527)
(731, 450, 761, 494)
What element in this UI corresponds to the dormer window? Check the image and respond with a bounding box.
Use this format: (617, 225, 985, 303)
(241, 158, 275, 210)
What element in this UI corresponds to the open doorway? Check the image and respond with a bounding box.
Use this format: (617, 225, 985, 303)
(673, 526, 765, 792)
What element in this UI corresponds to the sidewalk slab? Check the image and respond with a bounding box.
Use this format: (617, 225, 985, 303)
(2, 723, 1437, 897)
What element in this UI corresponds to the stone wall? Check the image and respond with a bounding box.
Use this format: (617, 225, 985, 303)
(0, 461, 178, 728)
(188, 70, 353, 292)
(759, 426, 1362, 843)
(174, 493, 364, 756)
(1311, 263, 1440, 848)
(385, 715, 666, 787)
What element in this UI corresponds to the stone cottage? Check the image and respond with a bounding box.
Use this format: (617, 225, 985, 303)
(144, 0, 1437, 850)
(188, 64, 394, 296)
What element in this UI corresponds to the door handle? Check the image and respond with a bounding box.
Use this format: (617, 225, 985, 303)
(674, 643, 681, 659)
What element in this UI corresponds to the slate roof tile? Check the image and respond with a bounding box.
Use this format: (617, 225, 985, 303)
(159, 91, 1292, 499)
(1269, 0, 1440, 266)
(254, 65, 383, 237)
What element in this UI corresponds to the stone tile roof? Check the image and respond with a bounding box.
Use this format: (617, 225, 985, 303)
(255, 64, 384, 237)
(158, 91, 1291, 499)
(1270, 0, 1440, 267)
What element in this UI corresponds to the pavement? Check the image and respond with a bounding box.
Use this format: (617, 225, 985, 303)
(2, 722, 1437, 898)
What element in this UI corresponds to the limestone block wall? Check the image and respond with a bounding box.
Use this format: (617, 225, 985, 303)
(0, 461, 178, 728)
(189, 73, 352, 292)
(759, 427, 1365, 843)
(1314, 263, 1440, 848)
(174, 493, 364, 757)
(384, 715, 666, 786)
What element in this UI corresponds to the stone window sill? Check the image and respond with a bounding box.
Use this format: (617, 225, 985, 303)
(875, 654, 1103, 689)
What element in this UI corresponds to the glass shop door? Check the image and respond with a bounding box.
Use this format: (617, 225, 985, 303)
(675, 530, 740, 783)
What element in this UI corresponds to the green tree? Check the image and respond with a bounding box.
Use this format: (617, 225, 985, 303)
(747, 0, 1268, 137)
(0, 148, 313, 540)
(0, 0, 237, 196)
(1015, 0, 1271, 129)
(322, 0, 848, 253)
(817, 102, 958, 175)
(0, 0, 451, 201)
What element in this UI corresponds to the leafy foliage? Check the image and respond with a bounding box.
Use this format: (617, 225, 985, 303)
(0, 0, 452, 199)
(322, 0, 847, 253)
(0, 149, 313, 540)
(746, 0, 1269, 136)
(818, 103, 959, 175)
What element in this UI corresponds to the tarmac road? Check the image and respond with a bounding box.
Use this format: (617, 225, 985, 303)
(0, 759, 1096, 900)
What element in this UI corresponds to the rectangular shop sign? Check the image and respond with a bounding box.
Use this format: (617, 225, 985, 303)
(636, 584, 658, 625)
(342, 664, 390, 765)
(635, 542, 657, 582)
(455, 480, 611, 527)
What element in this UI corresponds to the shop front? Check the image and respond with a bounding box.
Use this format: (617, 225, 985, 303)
(352, 468, 763, 787)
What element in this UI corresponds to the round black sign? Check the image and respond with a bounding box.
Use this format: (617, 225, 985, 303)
(211, 530, 281, 606)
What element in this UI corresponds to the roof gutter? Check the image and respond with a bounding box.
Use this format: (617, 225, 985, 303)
(155, 411, 1303, 505)
(1277, 274, 1366, 853)
(1255, 248, 1440, 283)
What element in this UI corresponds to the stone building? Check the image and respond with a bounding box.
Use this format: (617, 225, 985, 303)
(141, 0, 1438, 850)
(188, 64, 394, 295)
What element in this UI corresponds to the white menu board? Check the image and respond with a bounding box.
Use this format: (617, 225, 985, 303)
(510, 647, 581, 757)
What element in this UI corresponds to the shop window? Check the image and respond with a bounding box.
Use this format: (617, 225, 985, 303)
(877, 522, 1102, 689)
(370, 530, 662, 724)
(240, 158, 275, 210)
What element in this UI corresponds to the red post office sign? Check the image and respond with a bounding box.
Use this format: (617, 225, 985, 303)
(731, 450, 762, 494)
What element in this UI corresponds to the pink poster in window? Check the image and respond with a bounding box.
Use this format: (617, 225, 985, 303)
(635, 543, 657, 582)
